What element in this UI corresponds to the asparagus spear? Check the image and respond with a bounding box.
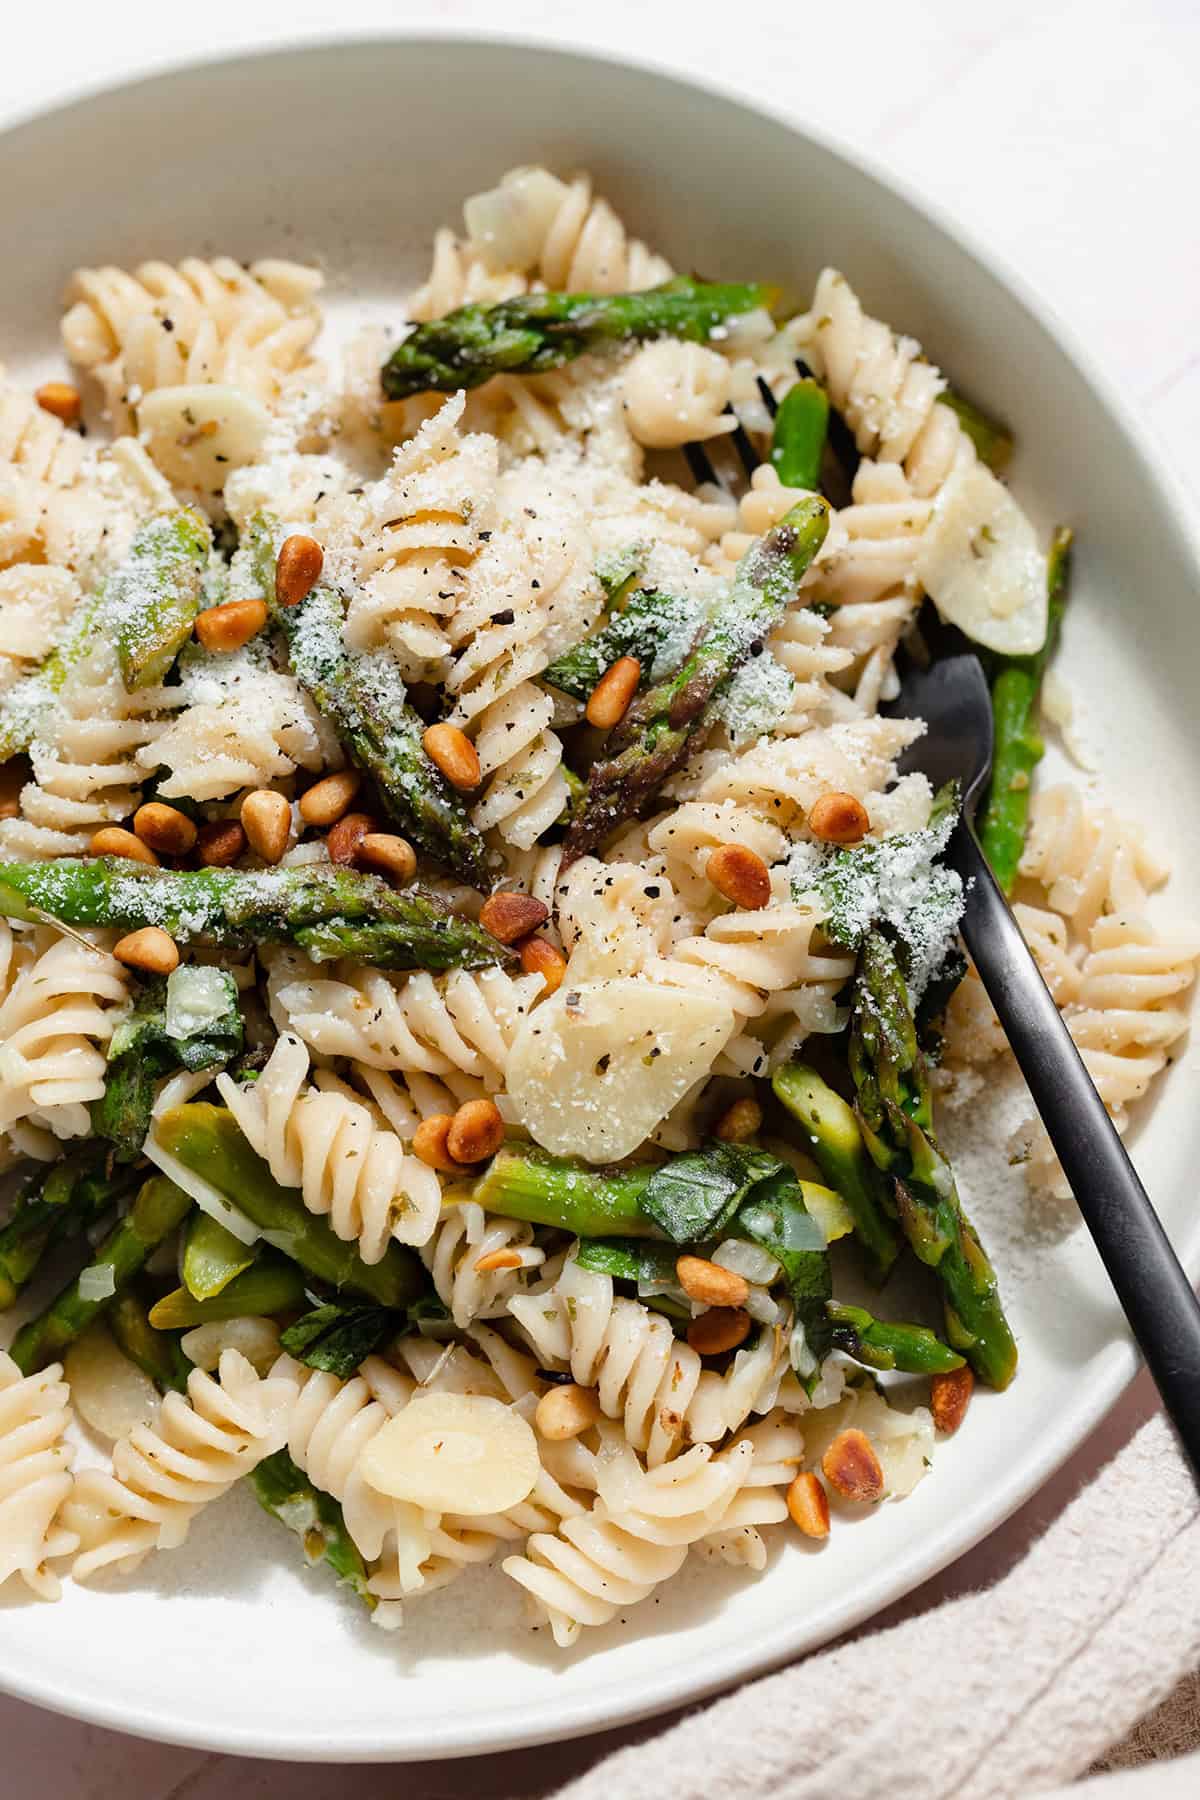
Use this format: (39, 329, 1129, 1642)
(251, 1449, 378, 1611)
(112, 509, 212, 689)
(382, 277, 773, 398)
(108, 1286, 192, 1393)
(0, 1152, 140, 1310)
(151, 1103, 424, 1308)
(9, 1175, 191, 1373)
(93, 967, 242, 1162)
(825, 1301, 965, 1375)
(848, 931, 1018, 1388)
(772, 1062, 901, 1283)
(563, 498, 830, 863)
(182, 1210, 255, 1299)
(977, 528, 1074, 893)
(149, 1253, 308, 1328)
(109, 1287, 376, 1614)
(770, 378, 829, 491)
(542, 588, 699, 702)
(472, 1144, 658, 1237)
(939, 391, 1014, 474)
(247, 518, 490, 885)
(0, 858, 507, 973)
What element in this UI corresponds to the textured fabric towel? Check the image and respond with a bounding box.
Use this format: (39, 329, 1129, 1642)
(553, 1412, 1200, 1800)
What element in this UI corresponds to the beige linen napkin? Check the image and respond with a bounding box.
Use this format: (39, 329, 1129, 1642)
(552, 1413, 1200, 1800)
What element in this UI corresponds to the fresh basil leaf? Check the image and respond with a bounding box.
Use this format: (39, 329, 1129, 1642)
(575, 1237, 681, 1285)
(733, 1169, 833, 1375)
(280, 1302, 397, 1378)
(639, 1140, 785, 1244)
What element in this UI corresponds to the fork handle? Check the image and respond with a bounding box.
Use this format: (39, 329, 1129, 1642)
(955, 825, 1200, 1481)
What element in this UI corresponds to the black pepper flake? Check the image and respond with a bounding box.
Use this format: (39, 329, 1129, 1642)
(493, 609, 515, 625)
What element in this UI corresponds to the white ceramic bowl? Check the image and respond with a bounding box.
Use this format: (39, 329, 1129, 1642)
(1, 35, 1197, 1763)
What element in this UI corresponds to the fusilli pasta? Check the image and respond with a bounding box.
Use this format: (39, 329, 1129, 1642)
(0, 1350, 79, 1600)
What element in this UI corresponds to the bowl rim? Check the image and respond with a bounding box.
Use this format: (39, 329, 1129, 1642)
(0, 28, 1196, 1763)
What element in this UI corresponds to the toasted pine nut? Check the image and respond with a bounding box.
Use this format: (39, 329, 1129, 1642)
(275, 534, 323, 609)
(535, 1383, 602, 1441)
(714, 1097, 763, 1143)
(821, 1427, 885, 1503)
(423, 722, 480, 791)
(585, 655, 641, 729)
(479, 890, 549, 945)
(786, 1471, 831, 1539)
(299, 769, 362, 828)
(326, 810, 377, 867)
(194, 597, 268, 654)
(686, 1307, 752, 1357)
(930, 1364, 975, 1435)
(447, 1098, 505, 1165)
(0, 760, 24, 820)
(412, 1114, 459, 1173)
(133, 801, 197, 857)
(89, 826, 158, 866)
(35, 381, 82, 427)
(196, 820, 246, 867)
(706, 843, 772, 909)
(519, 935, 567, 992)
(474, 1248, 523, 1274)
(240, 789, 291, 865)
(355, 832, 417, 885)
(113, 926, 180, 976)
(808, 792, 870, 845)
(676, 1255, 749, 1310)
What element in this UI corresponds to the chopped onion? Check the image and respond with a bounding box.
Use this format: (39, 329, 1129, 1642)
(713, 1240, 781, 1284)
(77, 1265, 116, 1302)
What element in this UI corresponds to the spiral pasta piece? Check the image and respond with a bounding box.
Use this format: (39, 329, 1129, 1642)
(62, 255, 324, 428)
(1019, 783, 1169, 933)
(0, 929, 128, 1142)
(421, 1200, 549, 1329)
(65, 1350, 292, 1579)
(216, 1034, 442, 1257)
(344, 394, 500, 681)
(502, 1426, 755, 1646)
(620, 341, 735, 449)
(508, 1255, 800, 1466)
(0, 565, 81, 691)
(0, 1350, 79, 1600)
(695, 1414, 805, 1570)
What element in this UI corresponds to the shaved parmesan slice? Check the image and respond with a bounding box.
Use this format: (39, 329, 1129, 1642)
(915, 463, 1047, 654)
(360, 1393, 539, 1515)
(66, 1325, 159, 1441)
(138, 384, 271, 492)
(506, 978, 736, 1162)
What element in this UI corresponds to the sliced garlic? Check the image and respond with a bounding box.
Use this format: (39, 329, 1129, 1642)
(506, 978, 736, 1162)
(65, 1324, 160, 1441)
(359, 1393, 539, 1516)
(915, 462, 1047, 655)
(180, 1316, 282, 1377)
(138, 383, 271, 492)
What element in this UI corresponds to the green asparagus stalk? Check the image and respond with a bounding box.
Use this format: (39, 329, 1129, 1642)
(825, 1301, 965, 1375)
(769, 378, 829, 491)
(848, 932, 1018, 1388)
(543, 589, 699, 702)
(0, 511, 208, 756)
(182, 1210, 255, 1299)
(939, 391, 1014, 474)
(563, 497, 830, 862)
(9, 1176, 192, 1373)
(152, 1103, 424, 1308)
(113, 509, 212, 689)
(382, 277, 774, 398)
(93, 967, 242, 1162)
(247, 518, 490, 885)
(772, 1062, 901, 1283)
(251, 1449, 377, 1613)
(472, 1144, 658, 1238)
(108, 1287, 192, 1393)
(977, 527, 1074, 893)
(0, 1152, 139, 1310)
(149, 1254, 308, 1328)
(0, 858, 507, 973)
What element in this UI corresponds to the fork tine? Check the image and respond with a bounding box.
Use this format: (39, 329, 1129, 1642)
(728, 414, 760, 479)
(755, 375, 780, 419)
(682, 440, 720, 487)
